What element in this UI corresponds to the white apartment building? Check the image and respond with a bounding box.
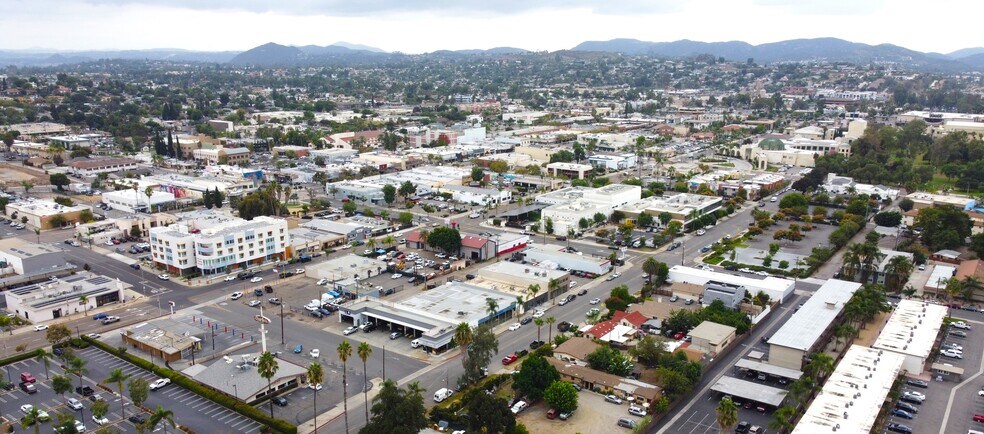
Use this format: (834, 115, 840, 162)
(440, 185, 512, 206)
(588, 153, 638, 171)
(617, 193, 723, 227)
(101, 189, 176, 213)
(149, 216, 289, 276)
(537, 185, 642, 234)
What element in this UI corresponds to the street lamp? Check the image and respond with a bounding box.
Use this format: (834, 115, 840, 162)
(280, 302, 285, 345)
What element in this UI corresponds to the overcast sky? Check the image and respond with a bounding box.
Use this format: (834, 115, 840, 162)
(2, 0, 980, 54)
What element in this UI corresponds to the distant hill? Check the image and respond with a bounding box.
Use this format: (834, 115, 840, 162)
(958, 53, 984, 69)
(228, 42, 305, 66)
(572, 37, 972, 72)
(430, 46, 529, 56)
(331, 41, 387, 53)
(948, 47, 984, 59)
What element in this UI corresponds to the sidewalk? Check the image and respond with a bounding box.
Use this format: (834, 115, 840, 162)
(297, 377, 384, 434)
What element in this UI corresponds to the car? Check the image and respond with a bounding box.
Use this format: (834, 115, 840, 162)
(617, 417, 637, 428)
(628, 405, 646, 417)
(129, 263, 141, 270)
(918, 264, 926, 271)
(267, 297, 283, 305)
(158, 273, 170, 280)
(361, 323, 376, 332)
(941, 349, 963, 359)
(906, 379, 929, 388)
(224, 275, 236, 281)
(976, 414, 984, 423)
(92, 414, 109, 425)
(568, 281, 578, 288)
(669, 295, 679, 302)
(248, 300, 262, 307)
(557, 321, 572, 332)
(33, 324, 48, 331)
(891, 408, 914, 419)
(508, 323, 521, 331)
(344, 326, 359, 335)
(230, 291, 244, 300)
(950, 330, 968, 337)
(696, 229, 706, 236)
(293, 344, 303, 353)
(101, 316, 120, 325)
(546, 408, 558, 419)
(67, 397, 84, 410)
(250, 277, 263, 283)
(271, 396, 289, 407)
(895, 402, 918, 414)
(520, 316, 533, 325)
(903, 390, 926, 400)
(605, 394, 623, 405)
(559, 409, 574, 420)
(942, 343, 963, 351)
(76, 385, 94, 396)
(673, 332, 686, 340)
(20, 372, 36, 383)
(308, 383, 323, 391)
(149, 378, 171, 390)
(510, 401, 528, 414)
(587, 307, 601, 316)
(559, 296, 572, 306)
(684, 298, 695, 305)
(736, 421, 751, 433)
(952, 321, 972, 330)
(20, 382, 37, 393)
(577, 289, 588, 296)
(295, 268, 305, 274)
(530, 340, 545, 349)
(886, 423, 913, 433)
(502, 354, 519, 365)
(93, 313, 108, 320)
(589, 298, 601, 305)
(128, 414, 147, 424)
(532, 310, 545, 319)
(310, 349, 321, 358)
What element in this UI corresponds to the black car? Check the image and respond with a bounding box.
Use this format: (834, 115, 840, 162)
(905, 379, 929, 388)
(724, 264, 739, 271)
(890, 408, 913, 419)
(279, 271, 294, 278)
(899, 395, 923, 405)
(76, 385, 94, 396)
(129, 414, 147, 424)
(567, 294, 577, 302)
(253, 288, 264, 296)
(519, 316, 533, 325)
(577, 289, 588, 296)
(886, 423, 913, 433)
(557, 321, 572, 332)
(516, 349, 529, 357)
(272, 396, 288, 407)
(264, 285, 274, 293)
(895, 402, 918, 414)
(529, 340, 545, 349)
(735, 421, 750, 433)
(310, 310, 324, 319)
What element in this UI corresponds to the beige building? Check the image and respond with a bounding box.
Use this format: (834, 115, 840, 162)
(688, 321, 736, 354)
(192, 146, 250, 165)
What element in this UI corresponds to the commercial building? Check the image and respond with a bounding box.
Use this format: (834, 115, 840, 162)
(904, 192, 976, 210)
(689, 321, 737, 354)
(0, 239, 68, 276)
(545, 162, 592, 179)
(49, 134, 105, 149)
(192, 352, 306, 403)
(192, 146, 251, 165)
(710, 376, 787, 408)
(541, 199, 612, 236)
(149, 216, 289, 276)
(537, 185, 642, 234)
(145, 173, 259, 199)
(440, 185, 512, 206)
(668, 266, 795, 303)
(523, 244, 612, 276)
(472, 261, 569, 297)
(702, 281, 744, 310)
(821, 173, 900, 200)
(588, 153, 637, 171)
(68, 157, 139, 177)
(5, 199, 92, 229)
(767, 279, 861, 370)
(871, 299, 947, 374)
(924, 264, 956, 297)
(792, 345, 906, 434)
(121, 318, 204, 363)
(617, 193, 723, 227)
(3, 273, 127, 321)
(101, 189, 176, 213)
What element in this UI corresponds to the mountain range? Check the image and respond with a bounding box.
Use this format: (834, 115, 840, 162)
(2, 38, 984, 72)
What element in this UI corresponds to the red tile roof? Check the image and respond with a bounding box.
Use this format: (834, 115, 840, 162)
(461, 235, 489, 249)
(614, 310, 648, 327)
(405, 231, 424, 243)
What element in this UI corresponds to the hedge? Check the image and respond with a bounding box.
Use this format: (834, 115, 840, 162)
(81, 336, 297, 434)
(0, 348, 43, 367)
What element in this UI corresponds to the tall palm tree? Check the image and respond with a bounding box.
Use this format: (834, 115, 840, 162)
(716, 397, 739, 433)
(21, 405, 42, 434)
(382, 235, 395, 248)
(533, 317, 544, 342)
(642, 257, 659, 283)
(67, 357, 88, 388)
(307, 362, 324, 434)
(256, 352, 279, 418)
(805, 353, 834, 381)
(35, 350, 51, 380)
(357, 342, 372, 424)
(842, 243, 864, 281)
(366, 238, 377, 252)
(485, 297, 499, 323)
(546, 316, 556, 343)
(454, 322, 473, 370)
(884, 255, 914, 293)
(527, 284, 540, 303)
(769, 405, 799, 433)
(337, 340, 353, 434)
(547, 278, 560, 305)
(105, 368, 132, 417)
(832, 323, 856, 352)
(962, 276, 984, 303)
(148, 405, 175, 434)
(79, 295, 89, 318)
(786, 376, 816, 409)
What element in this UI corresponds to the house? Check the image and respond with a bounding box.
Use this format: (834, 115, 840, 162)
(553, 336, 600, 365)
(546, 358, 662, 405)
(702, 281, 744, 309)
(688, 321, 737, 354)
(404, 231, 427, 250)
(585, 311, 648, 345)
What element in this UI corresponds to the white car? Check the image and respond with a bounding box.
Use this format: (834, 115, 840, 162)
(317, 278, 330, 286)
(158, 274, 170, 280)
(34, 325, 48, 331)
(589, 298, 601, 305)
(569, 281, 577, 287)
(86, 333, 101, 339)
(230, 292, 244, 300)
(904, 391, 926, 400)
(755, 271, 769, 276)
(951, 321, 971, 330)
(943, 343, 963, 351)
(224, 275, 236, 281)
(628, 405, 646, 417)
(392, 273, 402, 279)
(696, 229, 706, 236)
(508, 323, 521, 331)
(250, 277, 263, 283)
(941, 349, 963, 359)
(74, 420, 86, 432)
(67, 398, 84, 410)
(343, 326, 359, 335)
(308, 383, 323, 391)
(91, 414, 109, 425)
(739, 268, 752, 273)
(295, 268, 305, 274)
(510, 400, 528, 414)
(310, 349, 320, 358)
(532, 310, 545, 319)
(248, 300, 262, 307)
(149, 378, 171, 390)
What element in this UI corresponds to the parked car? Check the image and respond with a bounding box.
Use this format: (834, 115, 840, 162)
(502, 354, 519, 365)
(886, 423, 912, 433)
(508, 323, 522, 331)
(950, 330, 968, 338)
(559, 409, 574, 420)
(20, 372, 36, 383)
(33, 325, 48, 332)
(272, 396, 288, 407)
(891, 408, 914, 419)
(605, 394, 623, 405)
(589, 298, 601, 305)
(76, 386, 94, 396)
(510, 401, 528, 414)
(617, 417, 637, 429)
(906, 379, 929, 388)
(628, 405, 646, 417)
(248, 300, 262, 307)
(128, 414, 147, 425)
(67, 398, 84, 410)
(20, 382, 37, 393)
(293, 344, 303, 353)
(101, 316, 120, 325)
(941, 349, 963, 359)
(895, 402, 919, 414)
(149, 378, 171, 391)
(310, 349, 320, 358)
(557, 321, 572, 332)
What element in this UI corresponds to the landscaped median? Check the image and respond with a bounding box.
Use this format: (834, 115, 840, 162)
(81, 336, 297, 434)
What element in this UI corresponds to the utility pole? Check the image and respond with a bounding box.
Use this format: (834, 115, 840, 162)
(280, 302, 285, 345)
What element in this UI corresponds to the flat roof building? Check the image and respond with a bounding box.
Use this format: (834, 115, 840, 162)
(792, 345, 905, 434)
(523, 244, 612, 276)
(191, 352, 306, 403)
(768, 279, 861, 370)
(689, 321, 737, 355)
(4, 273, 127, 322)
(0, 239, 68, 276)
(871, 299, 948, 374)
(668, 266, 795, 303)
(5, 199, 92, 230)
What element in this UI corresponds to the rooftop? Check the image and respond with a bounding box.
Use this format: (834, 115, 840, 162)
(0, 239, 64, 259)
(399, 282, 516, 327)
(689, 321, 737, 343)
(871, 299, 948, 359)
(768, 279, 861, 351)
(192, 352, 306, 400)
(710, 376, 787, 407)
(6, 273, 127, 309)
(792, 345, 905, 434)
(7, 198, 90, 216)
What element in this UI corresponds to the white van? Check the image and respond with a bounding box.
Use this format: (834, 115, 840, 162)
(410, 339, 421, 348)
(433, 388, 453, 402)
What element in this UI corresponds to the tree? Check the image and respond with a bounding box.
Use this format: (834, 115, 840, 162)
(467, 392, 516, 434)
(357, 342, 373, 423)
(716, 397, 739, 434)
(382, 184, 397, 205)
(593, 212, 607, 225)
(203, 188, 214, 209)
(884, 255, 914, 293)
(21, 404, 44, 434)
(545, 316, 556, 343)
(398, 212, 414, 226)
(128, 377, 150, 408)
(637, 212, 654, 228)
(343, 201, 358, 215)
(427, 226, 462, 255)
(489, 160, 509, 174)
(658, 212, 673, 226)
(805, 352, 834, 382)
(769, 405, 799, 433)
(35, 349, 51, 380)
(586, 345, 634, 376)
(899, 198, 915, 212)
(359, 380, 428, 434)
(874, 211, 903, 227)
(544, 218, 554, 235)
(513, 354, 560, 402)
(337, 340, 353, 434)
(148, 406, 175, 434)
(642, 257, 660, 284)
(471, 166, 485, 182)
(916, 205, 972, 251)
(67, 357, 88, 388)
(91, 399, 110, 421)
(971, 233, 984, 258)
(398, 181, 416, 200)
(454, 322, 474, 374)
(533, 317, 544, 342)
(778, 192, 809, 213)
(306, 362, 325, 433)
(462, 324, 498, 385)
(105, 368, 131, 417)
(544, 380, 578, 413)
(49, 173, 70, 191)
(257, 352, 279, 418)
(665, 221, 683, 236)
(630, 335, 668, 368)
(52, 374, 73, 396)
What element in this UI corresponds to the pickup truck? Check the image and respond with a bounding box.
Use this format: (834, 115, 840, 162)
(101, 316, 120, 325)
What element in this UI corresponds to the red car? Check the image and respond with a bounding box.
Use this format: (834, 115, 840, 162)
(502, 354, 519, 365)
(673, 332, 686, 340)
(20, 372, 36, 383)
(546, 409, 558, 420)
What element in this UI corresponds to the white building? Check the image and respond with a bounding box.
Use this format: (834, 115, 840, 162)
(537, 185, 642, 234)
(792, 345, 905, 434)
(149, 216, 289, 276)
(523, 244, 612, 276)
(588, 153, 638, 171)
(68, 157, 139, 177)
(821, 173, 900, 200)
(440, 185, 512, 206)
(617, 193, 723, 227)
(101, 189, 176, 213)
(541, 199, 611, 236)
(767, 279, 861, 370)
(5, 199, 92, 230)
(545, 162, 593, 179)
(871, 299, 948, 374)
(667, 265, 795, 303)
(4, 273, 128, 322)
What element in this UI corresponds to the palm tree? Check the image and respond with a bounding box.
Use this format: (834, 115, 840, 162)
(357, 342, 372, 424)
(35, 350, 51, 380)
(148, 405, 175, 434)
(67, 357, 88, 388)
(366, 238, 377, 252)
(533, 317, 544, 342)
(105, 368, 132, 417)
(832, 323, 856, 352)
(454, 322, 473, 370)
(842, 243, 864, 281)
(805, 352, 834, 381)
(34, 228, 40, 243)
(716, 397, 739, 433)
(769, 405, 799, 433)
(256, 352, 279, 418)
(527, 284, 541, 304)
(79, 295, 89, 318)
(382, 235, 396, 248)
(307, 362, 324, 434)
(485, 297, 499, 323)
(144, 186, 155, 211)
(337, 340, 353, 434)
(547, 278, 560, 305)
(642, 257, 659, 283)
(21, 405, 42, 434)
(961, 276, 984, 303)
(786, 377, 815, 409)
(546, 316, 556, 343)
(883, 255, 914, 293)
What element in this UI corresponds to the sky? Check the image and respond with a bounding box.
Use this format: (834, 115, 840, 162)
(1, 0, 981, 54)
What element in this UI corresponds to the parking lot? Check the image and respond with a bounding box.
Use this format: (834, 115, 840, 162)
(518, 388, 644, 433)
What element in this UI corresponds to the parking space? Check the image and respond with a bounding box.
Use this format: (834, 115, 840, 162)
(75, 346, 264, 433)
(518, 389, 640, 433)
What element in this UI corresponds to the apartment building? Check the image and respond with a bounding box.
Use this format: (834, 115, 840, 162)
(149, 216, 289, 276)
(68, 157, 139, 177)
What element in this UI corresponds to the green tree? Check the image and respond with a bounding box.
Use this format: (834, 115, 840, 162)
(544, 218, 554, 235)
(337, 340, 353, 434)
(342, 201, 358, 214)
(398, 212, 413, 226)
(586, 345, 634, 376)
(637, 212, 654, 228)
(67, 356, 88, 388)
(916, 205, 972, 250)
(716, 397, 739, 434)
(357, 342, 372, 423)
(256, 351, 279, 418)
(398, 181, 416, 200)
(658, 212, 673, 226)
(52, 374, 73, 396)
(91, 399, 110, 420)
(543, 380, 578, 413)
(359, 380, 428, 434)
(899, 198, 915, 212)
(769, 405, 799, 433)
(35, 349, 51, 380)
(104, 368, 132, 417)
(49, 173, 70, 191)
(489, 160, 509, 174)
(427, 226, 462, 255)
(147, 406, 175, 434)
(466, 392, 516, 434)
(463, 324, 498, 385)
(128, 377, 150, 408)
(630, 335, 668, 368)
(513, 354, 560, 402)
(471, 166, 485, 182)
(21, 405, 44, 434)
(308, 362, 324, 433)
(382, 184, 397, 205)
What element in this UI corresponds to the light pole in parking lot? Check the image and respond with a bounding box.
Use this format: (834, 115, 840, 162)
(280, 302, 285, 345)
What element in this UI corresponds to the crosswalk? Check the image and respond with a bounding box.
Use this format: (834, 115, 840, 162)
(77, 347, 263, 433)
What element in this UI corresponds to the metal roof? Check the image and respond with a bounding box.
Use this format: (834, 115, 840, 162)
(710, 376, 787, 407)
(768, 279, 860, 351)
(734, 359, 803, 380)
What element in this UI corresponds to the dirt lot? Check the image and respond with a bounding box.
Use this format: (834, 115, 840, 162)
(518, 390, 640, 433)
(0, 162, 45, 185)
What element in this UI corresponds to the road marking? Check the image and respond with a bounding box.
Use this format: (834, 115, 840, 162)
(938, 343, 984, 434)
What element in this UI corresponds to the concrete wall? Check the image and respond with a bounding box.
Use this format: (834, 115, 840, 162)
(768, 345, 805, 370)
